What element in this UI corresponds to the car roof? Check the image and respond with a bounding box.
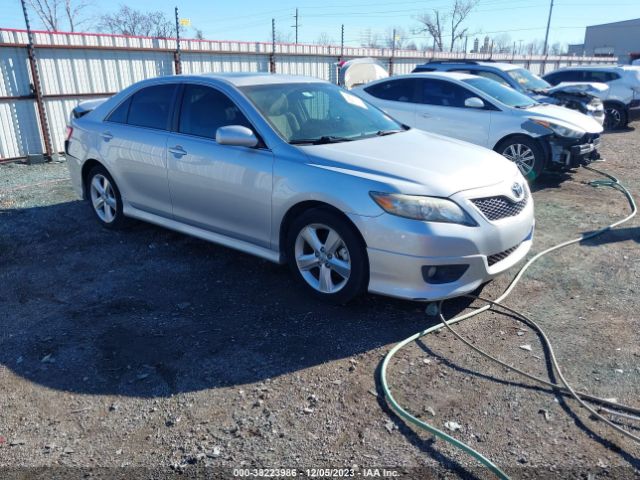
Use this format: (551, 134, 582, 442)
(143, 72, 329, 88)
(550, 65, 621, 72)
(394, 71, 477, 82)
(417, 61, 519, 71)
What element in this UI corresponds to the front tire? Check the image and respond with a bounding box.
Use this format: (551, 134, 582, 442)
(286, 209, 368, 304)
(87, 165, 127, 229)
(495, 135, 546, 183)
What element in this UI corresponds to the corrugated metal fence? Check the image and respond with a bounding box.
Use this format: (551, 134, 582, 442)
(0, 27, 617, 161)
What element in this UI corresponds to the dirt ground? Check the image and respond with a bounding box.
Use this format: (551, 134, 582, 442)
(0, 126, 639, 480)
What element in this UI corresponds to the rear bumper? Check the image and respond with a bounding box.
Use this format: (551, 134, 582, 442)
(65, 153, 85, 199)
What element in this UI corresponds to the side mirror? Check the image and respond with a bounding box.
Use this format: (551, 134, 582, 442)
(464, 97, 485, 109)
(216, 125, 259, 148)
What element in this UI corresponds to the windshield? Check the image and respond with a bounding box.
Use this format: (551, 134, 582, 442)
(463, 77, 538, 109)
(506, 68, 550, 91)
(240, 82, 403, 144)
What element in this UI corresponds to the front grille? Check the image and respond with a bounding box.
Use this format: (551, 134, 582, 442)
(487, 244, 520, 267)
(471, 190, 528, 221)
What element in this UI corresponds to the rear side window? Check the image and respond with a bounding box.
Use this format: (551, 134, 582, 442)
(545, 70, 584, 85)
(419, 79, 475, 108)
(106, 97, 131, 124)
(582, 70, 620, 83)
(364, 79, 418, 102)
(127, 84, 177, 130)
(178, 84, 251, 139)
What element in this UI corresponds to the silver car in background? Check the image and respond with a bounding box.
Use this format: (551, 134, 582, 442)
(66, 73, 534, 303)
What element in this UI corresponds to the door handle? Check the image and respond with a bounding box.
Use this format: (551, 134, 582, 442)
(101, 131, 113, 141)
(168, 145, 187, 156)
(420, 113, 432, 118)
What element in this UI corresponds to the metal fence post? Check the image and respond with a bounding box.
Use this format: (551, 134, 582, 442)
(20, 0, 53, 163)
(270, 18, 276, 73)
(174, 7, 182, 74)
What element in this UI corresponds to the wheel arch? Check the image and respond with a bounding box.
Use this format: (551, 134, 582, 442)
(278, 200, 368, 261)
(80, 159, 110, 200)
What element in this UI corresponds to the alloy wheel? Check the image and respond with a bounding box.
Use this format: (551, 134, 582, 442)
(604, 107, 622, 130)
(294, 223, 351, 294)
(90, 174, 117, 223)
(501, 143, 535, 176)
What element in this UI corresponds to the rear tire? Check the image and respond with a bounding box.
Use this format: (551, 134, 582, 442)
(286, 208, 368, 304)
(604, 103, 627, 131)
(86, 165, 128, 229)
(495, 135, 546, 183)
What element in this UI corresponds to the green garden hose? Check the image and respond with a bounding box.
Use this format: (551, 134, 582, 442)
(380, 165, 638, 479)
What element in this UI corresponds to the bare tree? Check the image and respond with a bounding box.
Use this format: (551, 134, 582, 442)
(360, 28, 382, 48)
(194, 28, 204, 40)
(549, 41, 566, 55)
(525, 39, 545, 55)
(26, 0, 62, 31)
(384, 26, 408, 49)
(492, 33, 512, 53)
(415, 0, 478, 52)
(415, 10, 444, 51)
(98, 6, 179, 38)
(26, 0, 92, 32)
(315, 32, 334, 46)
(64, 0, 91, 32)
(274, 30, 293, 43)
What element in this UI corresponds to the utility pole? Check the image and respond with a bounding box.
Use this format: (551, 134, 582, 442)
(20, 0, 52, 163)
(292, 8, 300, 44)
(543, 0, 554, 56)
(174, 6, 182, 74)
(340, 24, 344, 61)
(270, 18, 276, 73)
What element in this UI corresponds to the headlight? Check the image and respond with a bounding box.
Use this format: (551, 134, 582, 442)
(370, 192, 477, 226)
(530, 119, 585, 138)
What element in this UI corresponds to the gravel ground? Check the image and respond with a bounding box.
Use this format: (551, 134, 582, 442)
(0, 126, 639, 480)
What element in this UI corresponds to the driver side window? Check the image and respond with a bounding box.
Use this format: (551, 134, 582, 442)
(178, 84, 252, 140)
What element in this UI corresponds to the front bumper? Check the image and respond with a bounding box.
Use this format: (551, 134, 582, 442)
(349, 179, 535, 301)
(548, 133, 601, 169)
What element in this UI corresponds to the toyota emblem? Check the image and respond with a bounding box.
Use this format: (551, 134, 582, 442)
(511, 182, 524, 199)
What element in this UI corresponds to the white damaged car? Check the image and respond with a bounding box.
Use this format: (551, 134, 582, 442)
(354, 72, 604, 182)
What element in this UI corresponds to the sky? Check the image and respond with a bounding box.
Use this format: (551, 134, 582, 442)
(3, 0, 640, 49)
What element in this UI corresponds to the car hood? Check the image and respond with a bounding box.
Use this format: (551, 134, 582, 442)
(546, 82, 609, 96)
(298, 129, 522, 198)
(524, 104, 603, 134)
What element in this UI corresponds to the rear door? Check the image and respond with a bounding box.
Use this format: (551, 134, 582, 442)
(361, 78, 419, 125)
(99, 84, 177, 217)
(413, 78, 493, 147)
(166, 83, 273, 247)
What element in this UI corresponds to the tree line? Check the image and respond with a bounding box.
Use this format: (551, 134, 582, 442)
(22, 0, 567, 55)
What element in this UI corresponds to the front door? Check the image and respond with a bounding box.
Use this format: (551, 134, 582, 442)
(167, 84, 273, 248)
(414, 78, 493, 147)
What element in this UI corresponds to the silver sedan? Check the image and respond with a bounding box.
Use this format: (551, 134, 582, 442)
(66, 73, 534, 303)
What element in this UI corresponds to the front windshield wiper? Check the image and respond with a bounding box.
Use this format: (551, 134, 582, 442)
(376, 129, 405, 136)
(289, 135, 354, 145)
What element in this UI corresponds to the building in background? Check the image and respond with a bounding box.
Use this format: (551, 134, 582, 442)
(572, 18, 640, 64)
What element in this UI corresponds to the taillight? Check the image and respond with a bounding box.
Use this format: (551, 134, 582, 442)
(65, 126, 73, 141)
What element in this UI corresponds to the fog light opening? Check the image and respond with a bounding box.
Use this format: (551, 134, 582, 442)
(421, 264, 469, 284)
